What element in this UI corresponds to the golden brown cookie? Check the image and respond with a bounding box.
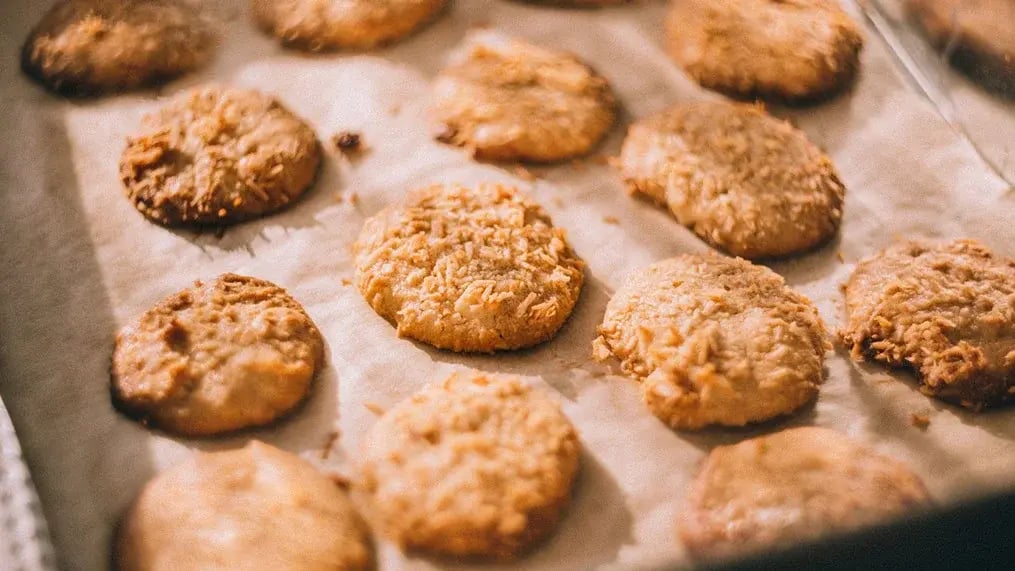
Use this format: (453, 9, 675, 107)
(111, 274, 324, 437)
(619, 101, 845, 259)
(841, 239, 1015, 410)
(354, 183, 585, 352)
(593, 254, 828, 429)
(116, 441, 373, 571)
(120, 86, 321, 226)
(665, 0, 864, 102)
(21, 0, 214, 96)
(907, 0, 1015, 96)
(357, 373, 580, 560)
(430, 30, 617, 162)
(678, 427, 931, 561)
(252, 0, 447, 51)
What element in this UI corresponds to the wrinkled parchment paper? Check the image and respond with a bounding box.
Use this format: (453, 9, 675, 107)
(2, 1, 1014, 570)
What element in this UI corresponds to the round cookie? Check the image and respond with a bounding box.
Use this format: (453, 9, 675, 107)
(354, 183, 585, 352)
(841, 239, 1015, 410)
(116, 441, 373, 571)
(430, 29, 617, 162)
(665, 0, 864, 102)
(120, 86, 320, 226)
(111, 274, 324, 436)
(906, 0, 1015, 96)
(21, 0, 214, 96)
(252, 0, 447, 51)
(678, 427, 931, 561)
(618, 101, 845, 259)
(592, 254, 828, 429)
(357, 374, 581, 559)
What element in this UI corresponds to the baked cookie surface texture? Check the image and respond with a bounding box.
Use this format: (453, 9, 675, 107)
(665, 0, 864, 102)
(842, 239, 1015, 410)
(252, 0, 448, 50)
(111, 274, 324, 436)
(618, 101, 845, 258)
(593, 254, 828, 429)
(678, 427, 931, 561)
(116, 441, 373, 571)
(357, 374, 581, 559)
(354, 183, 585, 352)
(22, 0, 214, 95)
(120, 86, 321, 226)
(430, 30, 617, 162)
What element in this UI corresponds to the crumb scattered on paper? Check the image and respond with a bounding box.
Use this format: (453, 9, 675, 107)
(319, 430, 341, 460)
(512, 165, 536, 181)
(330, 473, 351, 490)
(836, 251, 845, 263)
(603, 215, 619, 225)
(364, 401, 385, 415)
(910, 413, 931, 430)
(332, 131, 364, 155)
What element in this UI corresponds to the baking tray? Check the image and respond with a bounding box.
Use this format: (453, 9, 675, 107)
(1, 1, 1014, 569)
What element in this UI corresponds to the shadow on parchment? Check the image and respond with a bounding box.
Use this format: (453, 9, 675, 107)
(842, 346, 1015, 445)
(0, 100, 156, 569)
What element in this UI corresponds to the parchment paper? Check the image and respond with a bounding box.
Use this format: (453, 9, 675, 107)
(1, 1, 1014, 570)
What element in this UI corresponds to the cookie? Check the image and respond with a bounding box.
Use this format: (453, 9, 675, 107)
(665, 0, 864, 102)
(841, 239, 1015, 410)
(21, 0, 214, 96)
(120, 86, 321, 226)
(678, 427, 931, 561)
(618, 101, 845, 259)
(430, 30, 617, 162)
(252, 0, 447, 51)
(907, 0, 1015, 96)
(111, 274, 324, 436)
(116, 441, 373, 571)
(354, 183, 585, 352)
(357, 373, 580, 559)
(592, 254, 828, 429)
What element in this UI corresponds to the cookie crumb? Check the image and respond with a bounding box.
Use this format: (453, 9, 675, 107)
(348, 192, 360, 206)
(836, 251, 845, 263)
(512, 165, 536, 181)
(320, 430, 341, 460)
(364, 401, 385, 415)
(910, 413, 930, 430)
(332, 131, 364, 154)
(603, 215, 620, 225)
(389, 103, 402, 116)
(329, 473, 351, 490)
(340, 278, 352, 286)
